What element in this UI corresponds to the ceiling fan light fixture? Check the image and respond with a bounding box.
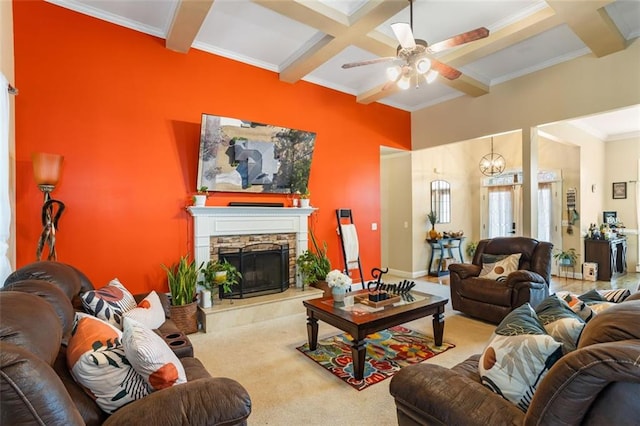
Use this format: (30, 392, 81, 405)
(398, 76, 411, 90)
(386, 65, 402, 82)
(425, 69, 438, 84)
(415, 57, 431, 74)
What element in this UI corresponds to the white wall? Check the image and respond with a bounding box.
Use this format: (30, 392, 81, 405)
(387, 126, 635, 278)
(381, 152, 413, 275)
(605, 136, 640, 272)
(1, 0, 15, 270)
(412, 41, 640, 149)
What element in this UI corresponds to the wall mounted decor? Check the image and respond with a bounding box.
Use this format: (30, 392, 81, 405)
(612, 182, 627, 199)
(603, 211, 617, 225)
(197, 113, 317, 194)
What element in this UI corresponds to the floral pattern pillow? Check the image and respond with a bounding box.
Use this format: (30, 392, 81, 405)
(535, 296, 585, 353)
(82, 278, 137, 329)
(67, 313, 150, 413)
(479, 303, 563, 412)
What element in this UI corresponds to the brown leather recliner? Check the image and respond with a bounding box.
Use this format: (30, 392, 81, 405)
(449, 237, 553, 324)
(1, 261, 252, 425)
(389, 298, 640, 426)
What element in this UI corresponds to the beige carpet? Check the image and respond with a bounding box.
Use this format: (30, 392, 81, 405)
(190, 282, 495, 425)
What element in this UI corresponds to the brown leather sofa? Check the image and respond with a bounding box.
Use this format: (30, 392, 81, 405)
(1, 261, 252, 425)
(449, 237, 553, 323)
(389, 295, 640, 425)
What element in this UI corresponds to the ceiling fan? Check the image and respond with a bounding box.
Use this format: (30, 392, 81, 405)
(341, 0, 489, 90)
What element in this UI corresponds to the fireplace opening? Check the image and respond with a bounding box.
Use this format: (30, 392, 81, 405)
(218, 243, 289, 299)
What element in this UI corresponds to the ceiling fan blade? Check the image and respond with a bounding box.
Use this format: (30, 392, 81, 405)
(430, 60, 462, 80)
(391, 22, 416, 50)
(341, 57, 397, 69)
(426, 27, 490, 54)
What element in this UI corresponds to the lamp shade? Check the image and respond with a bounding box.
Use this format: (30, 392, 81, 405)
(32, 152, 64, 186)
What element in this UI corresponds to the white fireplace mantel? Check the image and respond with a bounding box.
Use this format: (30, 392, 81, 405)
(187, 206, 315, 269)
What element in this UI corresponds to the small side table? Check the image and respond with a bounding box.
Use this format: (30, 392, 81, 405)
(426, 237, 465, 276)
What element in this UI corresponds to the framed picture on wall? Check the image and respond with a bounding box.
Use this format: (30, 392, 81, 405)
(612, 182, 627, 199)
(603, 211, 617, 225)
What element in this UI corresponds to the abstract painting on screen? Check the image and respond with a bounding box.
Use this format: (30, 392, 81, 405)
(197, 114, 317, 194)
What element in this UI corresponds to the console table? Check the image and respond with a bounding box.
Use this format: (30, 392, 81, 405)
(584, 237, 627, 281)
(426, 237, 465, 276)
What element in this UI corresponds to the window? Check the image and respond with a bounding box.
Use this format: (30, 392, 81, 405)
(430, 180, 451, 223)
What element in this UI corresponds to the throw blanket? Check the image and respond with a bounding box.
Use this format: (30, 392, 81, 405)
(339, 224, 360, 270)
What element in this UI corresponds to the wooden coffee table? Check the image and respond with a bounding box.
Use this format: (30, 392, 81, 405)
(303, 289, 448, 380)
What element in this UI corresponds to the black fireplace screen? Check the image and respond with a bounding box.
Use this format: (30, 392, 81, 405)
(218, 243, 289, 299)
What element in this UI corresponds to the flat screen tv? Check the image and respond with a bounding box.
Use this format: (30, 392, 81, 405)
(197, 113, 317, 194)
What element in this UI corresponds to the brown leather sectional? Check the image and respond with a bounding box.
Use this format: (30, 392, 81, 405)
(0, 261, 252, 425)
(389, 294, 640, 425)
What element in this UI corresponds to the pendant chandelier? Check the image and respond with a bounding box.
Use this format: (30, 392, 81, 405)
(479, 137, 506, 177)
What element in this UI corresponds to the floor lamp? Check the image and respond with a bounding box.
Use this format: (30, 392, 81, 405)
(32, 152, 65, 261)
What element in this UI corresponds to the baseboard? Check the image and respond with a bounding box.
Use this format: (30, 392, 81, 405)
(386, 268, 428, 279)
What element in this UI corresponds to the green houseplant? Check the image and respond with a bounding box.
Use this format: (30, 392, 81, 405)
(427, 211, 438, 239)
(466, 241, 478, 261)
(296, 229, 331, 292)
(193, 186, 208, 207)
(161, 254, 203, 334)
(553, 248, 579, 266)
(201, 259, 242, 301)
(299, 189, 311, 208)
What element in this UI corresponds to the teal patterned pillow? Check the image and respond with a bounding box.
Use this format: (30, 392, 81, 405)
(479, 304, 563, 412)
(578, 289, 607, 304)
(535, 296, 585, 353)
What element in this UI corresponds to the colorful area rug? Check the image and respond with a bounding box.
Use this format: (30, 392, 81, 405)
(296, 325, 455, 391)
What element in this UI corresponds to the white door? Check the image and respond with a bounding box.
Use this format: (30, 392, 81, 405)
(481, 182, 560, 260)
(481, 185, 521, 239)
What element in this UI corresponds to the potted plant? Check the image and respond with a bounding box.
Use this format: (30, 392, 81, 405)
(201, 259, 242, 302)
(553, 248, 579, 266)
(193, 186, 208, 207)
(296, 229, 330, 294)
(466, 241, 478, 261)
(427, 211, 438, 240)
(299, 189, 311, 208)
(161, 254, 203, 334)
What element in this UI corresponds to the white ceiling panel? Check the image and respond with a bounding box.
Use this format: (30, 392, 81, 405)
(605, 0, 640, 40)
(45, 0, 640, 135)
(317, 0, 370, 16)
(461, 24, 588, 84)
(46, 0, 177, 37)
(195, 1, 321, 71)
(377, 0, 545, 45)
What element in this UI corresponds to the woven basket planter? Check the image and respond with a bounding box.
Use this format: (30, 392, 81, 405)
(169, 301, 198, 335)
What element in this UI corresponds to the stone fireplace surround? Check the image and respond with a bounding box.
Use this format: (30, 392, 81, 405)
(188, 206, 316, 288)
(188, 206, 323, 332)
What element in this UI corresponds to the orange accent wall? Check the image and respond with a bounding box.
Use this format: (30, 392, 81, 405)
(13, 0, 410, 293)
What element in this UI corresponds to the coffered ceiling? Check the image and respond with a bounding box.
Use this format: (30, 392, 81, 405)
(46, 0, 640, 138)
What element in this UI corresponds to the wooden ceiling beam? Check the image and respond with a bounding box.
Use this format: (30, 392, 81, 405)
(440, 6, 562, 67)
(547, 0, 625, 57)
(166, 0, 215, 53)
(255, 0, 406, 83)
